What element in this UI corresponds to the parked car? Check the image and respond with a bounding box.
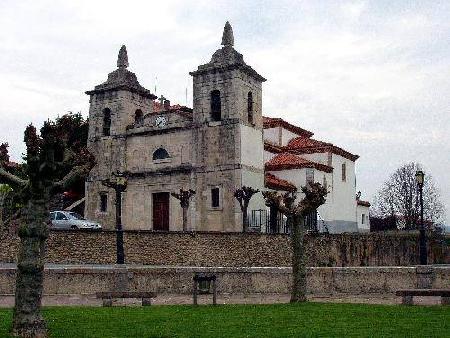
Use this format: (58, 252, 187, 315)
(50, 211, 102, 230)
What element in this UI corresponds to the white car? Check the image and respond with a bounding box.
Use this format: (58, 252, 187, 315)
(50, 211, 102, 230)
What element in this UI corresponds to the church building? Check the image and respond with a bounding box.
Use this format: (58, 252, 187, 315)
(84, 22, 370, 233)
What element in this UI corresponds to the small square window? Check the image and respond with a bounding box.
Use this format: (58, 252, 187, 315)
(100, 194, 108, 212)
(211, 188, 220, 208)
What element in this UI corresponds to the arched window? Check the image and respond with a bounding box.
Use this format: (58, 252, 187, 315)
(134, 109, 143, 126)
(210, 90, 221, 121)
(102, 108, 111, 136)
(247, 92, 253, 124)
(153, 147, 170, 160)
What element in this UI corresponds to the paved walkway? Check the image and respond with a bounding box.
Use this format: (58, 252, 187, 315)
(0, 293, 444, 308)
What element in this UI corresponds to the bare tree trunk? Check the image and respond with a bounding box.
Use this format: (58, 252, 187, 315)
(242, 206, 248, 232)
(12, 198, 48, 338)
(290, 214, 307, 303)
(182, 207, 188, 232)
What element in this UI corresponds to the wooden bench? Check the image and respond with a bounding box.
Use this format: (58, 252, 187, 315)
(96, 292, 157, 307)
(396, 289, 450, 305)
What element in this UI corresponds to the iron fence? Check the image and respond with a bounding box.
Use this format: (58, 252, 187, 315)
(246, 209, 328, 234)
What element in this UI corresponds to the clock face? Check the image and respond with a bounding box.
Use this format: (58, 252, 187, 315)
(155, 116, 167, 128)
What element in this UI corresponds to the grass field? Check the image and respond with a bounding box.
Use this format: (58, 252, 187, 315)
(0, 303, 449, 337)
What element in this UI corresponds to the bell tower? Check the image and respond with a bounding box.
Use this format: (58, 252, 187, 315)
(84, 45, 156, 228)
(190, 22, 266, 231)
(190, 21, 265, 127)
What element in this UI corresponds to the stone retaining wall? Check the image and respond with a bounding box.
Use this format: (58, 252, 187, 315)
(1, 264, 449, 295)
(1, 230, 448, 267)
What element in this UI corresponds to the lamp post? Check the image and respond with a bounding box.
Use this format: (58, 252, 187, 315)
(415, 170, 427, 265)
(102, 172, 128, 264)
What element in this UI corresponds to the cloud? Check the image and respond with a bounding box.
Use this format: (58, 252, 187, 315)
(0, 0, 449, 223)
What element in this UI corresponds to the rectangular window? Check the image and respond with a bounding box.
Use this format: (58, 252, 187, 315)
(210, 90, 221, 121)
(306, 168, 314, 185)
(361, 214, 365, 224)
(342, 163, 346, 182)
(211, 187, 220, 208)
(100, 194, 108, 212)
(323, 175, 327, 189)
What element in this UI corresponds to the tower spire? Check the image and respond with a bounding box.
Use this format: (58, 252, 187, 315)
(221, 21, 234, 47)
(117, 45, 129, 69)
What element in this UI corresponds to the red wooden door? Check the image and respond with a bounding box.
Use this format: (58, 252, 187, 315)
(153, 192, 169, 231)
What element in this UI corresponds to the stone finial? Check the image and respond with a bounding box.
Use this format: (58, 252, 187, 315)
(117, 45, 129, 69)
(221, 21, 234, 47)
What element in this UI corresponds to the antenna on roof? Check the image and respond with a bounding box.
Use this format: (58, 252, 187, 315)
(185, 87, 188, 106)
(154, 76, 158, 94)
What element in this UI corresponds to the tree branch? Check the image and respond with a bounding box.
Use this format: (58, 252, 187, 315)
(0, 167, 28, 187)
(52, 164, 91, 190)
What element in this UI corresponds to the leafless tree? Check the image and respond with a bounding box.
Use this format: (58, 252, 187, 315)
(234, 186, 259, 231)
(171, 189, 196, 231)
(0, 123, 93, 337)
(262, 183, 327, 302)
(372, 162, 445, 229)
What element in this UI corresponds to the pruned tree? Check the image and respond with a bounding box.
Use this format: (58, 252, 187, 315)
(0, 122, 93, 337)
(372, 162, 445, 229)
(262, 183, 327, 303)
(171, 188, 196, 231)
(0, 183, 13, 229)
(234, 186, 259, 231)
(1, 113, 91, 221)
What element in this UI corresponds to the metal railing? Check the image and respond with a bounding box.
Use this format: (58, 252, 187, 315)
(246, 209, 325, 234)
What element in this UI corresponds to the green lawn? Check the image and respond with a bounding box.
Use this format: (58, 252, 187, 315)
(0, 303, 449, 337)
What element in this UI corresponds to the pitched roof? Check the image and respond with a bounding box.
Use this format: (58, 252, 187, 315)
(152, 101, 192, 113)
(263, 116, 314, 138)
(357, 200, 371, 207)
(287, 137, 359, 162)
(265, 173, 297, 192)
(265, 153, 333, 173)
(264, 142, 283, 154)
(287, 137, 329, 148)
(149, 102, 193, 120)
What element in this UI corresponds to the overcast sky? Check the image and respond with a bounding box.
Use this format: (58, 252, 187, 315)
(1, 0, 449, 223)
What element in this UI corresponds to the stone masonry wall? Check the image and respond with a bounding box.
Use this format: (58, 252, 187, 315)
(1, 230, 448, 266)
(1, 265, 449, 296)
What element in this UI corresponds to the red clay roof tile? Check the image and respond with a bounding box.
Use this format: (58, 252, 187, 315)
(265, 173, 297, 191)
(265, 153, 333, 173)
(263, 116, 314, 138)
(286, 137, 359, 162)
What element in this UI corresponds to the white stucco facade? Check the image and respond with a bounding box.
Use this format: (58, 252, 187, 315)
(263, 121, 369, 233)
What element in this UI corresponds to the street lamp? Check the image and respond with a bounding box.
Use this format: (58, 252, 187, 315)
(102, 172, 128, 264)
(415, 170, 427, 265)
